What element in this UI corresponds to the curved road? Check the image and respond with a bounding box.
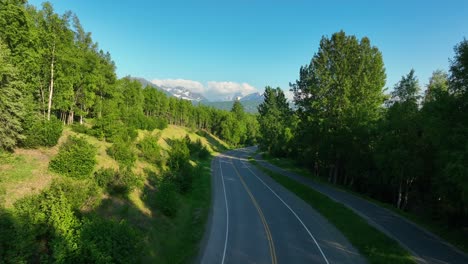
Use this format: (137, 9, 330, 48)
(199, 148, 365, 264)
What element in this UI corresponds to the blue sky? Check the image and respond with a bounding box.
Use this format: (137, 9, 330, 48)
(29, 0, 468, 100)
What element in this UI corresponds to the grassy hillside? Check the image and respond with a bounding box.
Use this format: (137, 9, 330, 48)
(0, 124, 228, 263)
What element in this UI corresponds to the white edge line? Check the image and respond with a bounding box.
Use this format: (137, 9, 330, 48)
(242, 160, 330, 264)
(219, 158, 229, 264)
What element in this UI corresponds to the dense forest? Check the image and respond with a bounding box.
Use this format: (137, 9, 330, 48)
(0, 0, 258, 150)
(0, 0, 258, 262)
(258, 31, 468, 230)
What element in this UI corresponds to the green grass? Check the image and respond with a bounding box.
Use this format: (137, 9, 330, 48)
(0, 152, 44, 206)
(152, 159, 211, 263)
(250, 160, 415, 264)
(261, 153, 468, 254)
(0, 152, 34, 183)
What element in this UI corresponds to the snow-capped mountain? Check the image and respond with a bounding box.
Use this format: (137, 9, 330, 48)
(203, 92, 265, 113)
(159, 86, 207, 102)
(240, 92, 263, 102)
(216, 92, 264, 102)
(131, 77, 208, 102)
(130, 77, 264, 111)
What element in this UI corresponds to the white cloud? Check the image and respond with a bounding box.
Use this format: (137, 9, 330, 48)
(206, 81, 257, 96)
(151, 79, 205, 94)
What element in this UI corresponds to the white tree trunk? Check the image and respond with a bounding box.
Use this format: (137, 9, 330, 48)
(47, 44, 55, 121)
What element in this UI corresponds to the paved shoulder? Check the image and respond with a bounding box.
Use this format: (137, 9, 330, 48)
(254, 152, 468, 264)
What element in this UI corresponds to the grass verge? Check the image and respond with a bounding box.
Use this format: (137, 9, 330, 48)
(261, 153, 468, 254)
(250, 159, 415, 264)
(149, 158, 211, 263)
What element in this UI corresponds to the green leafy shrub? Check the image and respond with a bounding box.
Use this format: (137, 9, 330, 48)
(48, 178, 100, 210)
(136, 134, 163, 165)
(154, 117, 168, 130)
(108, 169, 143, 197)
(94, 168, 142, 197)
(167, 138, 190, 171)
(90, 116, 118, 140)
(186, 136, 210, 160)
(126, 112, 157, 131)
(107, 141, 136, 169)
(124, 112, 168, 131)
(49, 136, 97, 179)
(9, 188, 82, 263)
(70, 123, 95, 136)
(21, 116, 63, 148)
(166, 138, 197, 193)
(156, 178, 179, 217)
(43, 190, 82, 262)
(170, 165, 193, 194)
(198, 146, 210, 159)
(94, 168, 115, 189)
(79, 216, 142, 263)
(92, 117, 137, 143)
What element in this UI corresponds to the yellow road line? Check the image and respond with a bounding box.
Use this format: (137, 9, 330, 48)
(232, 161, 278, 264)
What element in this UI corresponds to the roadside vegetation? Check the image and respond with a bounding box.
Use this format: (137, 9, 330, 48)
(250, 160, 414, 264)
(0, 124, 225, 263)
(262, 153, 468, 253)
(256, 31, 468, 252)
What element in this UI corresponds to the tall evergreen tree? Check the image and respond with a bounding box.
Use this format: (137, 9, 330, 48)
(231, 99, 245, 120)
(257, 86, 292, 156)
(0, 40, 24, 150)
(291, 31, 386, 183)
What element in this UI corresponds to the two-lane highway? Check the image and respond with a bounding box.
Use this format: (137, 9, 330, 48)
(199, 148, 366, 263)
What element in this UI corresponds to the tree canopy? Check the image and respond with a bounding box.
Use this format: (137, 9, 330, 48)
(259, 30, 468, 229)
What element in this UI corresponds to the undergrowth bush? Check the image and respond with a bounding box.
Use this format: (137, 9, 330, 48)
(94, 168, 115, 189)
(107, 141, 136, 169)
(0, 186, 141, 263)
(4, 188, 82, 263)
(21, 116, 63, 148)
(94, 168, 143, 197)
(186, 136, 210, 160)
(171, 165, 194, 194)
(167, 138, 190, 171)
(48, 178, 100, 210)
(154, 117, 168, 130)
(92, 117, 137, 143)
(70, 123, 94, 136)
(156, 177, 179, 217)
(79, 216, 142, 263)
(109, 169, 143, 197)
(49, 136, 97, 179)
(136, 133, 163, 165)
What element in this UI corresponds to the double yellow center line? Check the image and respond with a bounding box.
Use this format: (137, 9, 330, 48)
(232, 160, 277, 264)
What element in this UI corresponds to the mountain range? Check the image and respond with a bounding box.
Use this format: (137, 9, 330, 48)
(132, 77, 264, 113)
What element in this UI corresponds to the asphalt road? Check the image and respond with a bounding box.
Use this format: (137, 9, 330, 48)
(198, 148, 366, 264)
(252, 148, 468, 264)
